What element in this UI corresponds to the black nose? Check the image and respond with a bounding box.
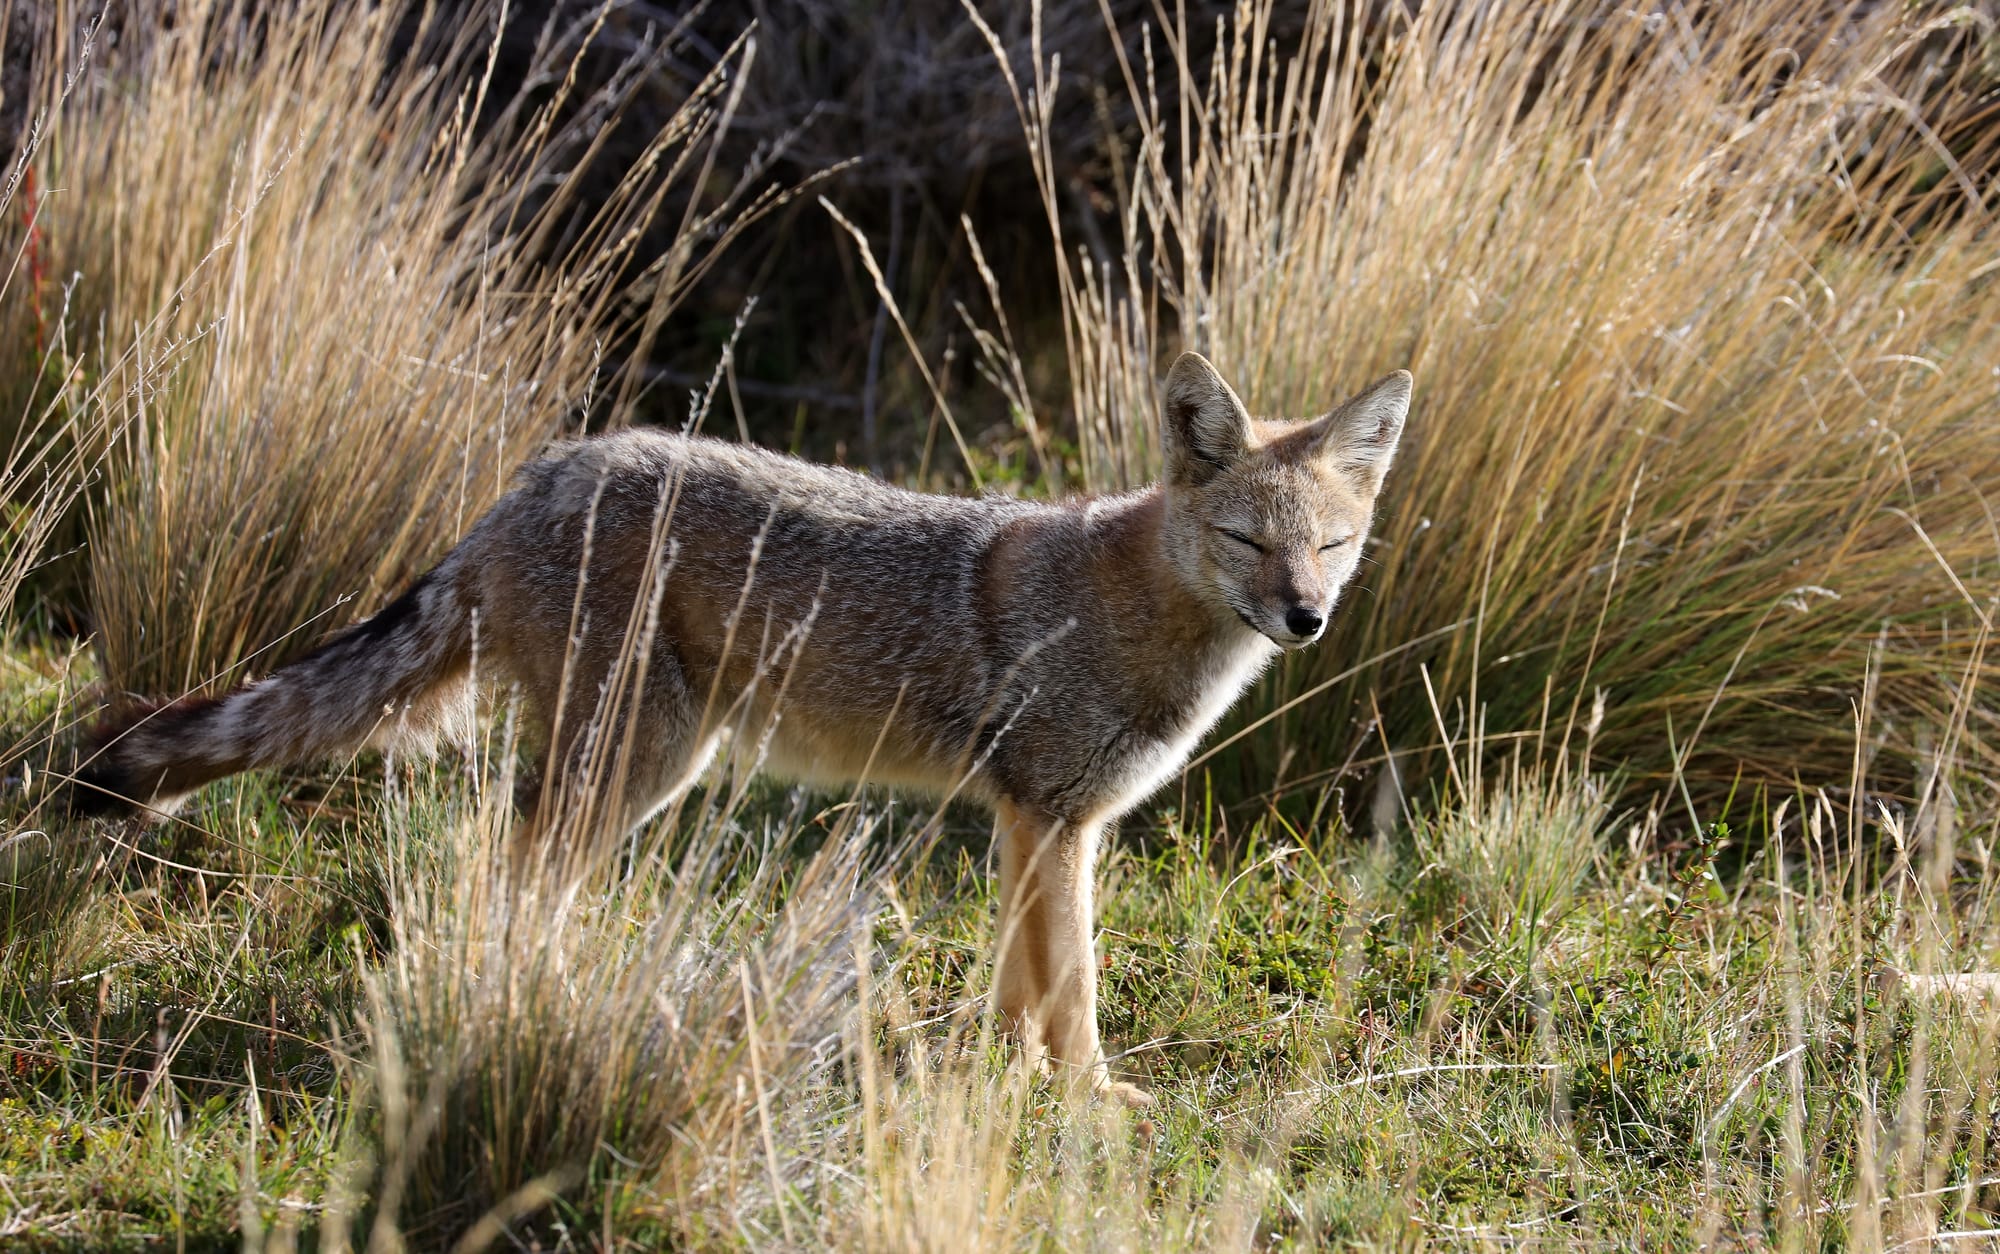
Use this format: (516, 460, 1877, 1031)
(1285, 606, 1324, 638)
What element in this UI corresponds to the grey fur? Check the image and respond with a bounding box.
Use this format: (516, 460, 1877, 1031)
(82, 352, 1412, 1103)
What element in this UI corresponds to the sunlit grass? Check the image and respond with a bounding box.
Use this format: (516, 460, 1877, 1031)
(1004, 0, 2000, 804)
(2, 0, 1997, 1249)
(7, 646, 1998, 1246)
(12, 0, 795, 701)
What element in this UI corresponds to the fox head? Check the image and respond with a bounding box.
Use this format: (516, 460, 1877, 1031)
(1158, 352, 1411, 650)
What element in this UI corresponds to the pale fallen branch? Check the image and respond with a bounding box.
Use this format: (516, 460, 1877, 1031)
(1876, 966, 2000, 1005)
(1289, 1061, 1560, 1098)
(1710, 1042, 1807, 1129)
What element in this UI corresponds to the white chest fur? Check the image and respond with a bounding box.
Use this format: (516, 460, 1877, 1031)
(1104, 634, 1280, 818)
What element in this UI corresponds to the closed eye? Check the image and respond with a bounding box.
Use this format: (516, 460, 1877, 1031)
(1218, 528, 1265, 553)
(1319, 536, 1356, 553)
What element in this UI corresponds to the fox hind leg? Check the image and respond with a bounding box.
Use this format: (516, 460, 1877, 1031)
(511, 653, 715, 868)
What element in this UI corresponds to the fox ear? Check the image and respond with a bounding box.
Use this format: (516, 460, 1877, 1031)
(1309, 369, 1411, 493)
(1162, 352, 1252, 485)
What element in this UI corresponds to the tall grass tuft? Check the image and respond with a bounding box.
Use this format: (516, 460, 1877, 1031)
(1, 16, 102, 629)
(1011, 0, 1999, 804)
(13, 0, 790, 701)
(1410, 718, 1610, 955)
(355, 771, 871, 1242)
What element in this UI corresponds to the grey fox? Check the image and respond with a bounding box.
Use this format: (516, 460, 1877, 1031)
(79, 351, 1411, 1104)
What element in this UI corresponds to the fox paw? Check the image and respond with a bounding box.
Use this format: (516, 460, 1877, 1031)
(1096, 1076, 1155, 1108)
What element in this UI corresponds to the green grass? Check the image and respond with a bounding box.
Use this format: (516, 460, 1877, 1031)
(6, 647, 2000, 1248)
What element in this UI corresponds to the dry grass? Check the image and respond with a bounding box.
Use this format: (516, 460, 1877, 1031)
(0, 20, 106, 628)
(352, 771, 871, 1244)
(997, 0, 2000, 804)
(12, 0, 797, 700)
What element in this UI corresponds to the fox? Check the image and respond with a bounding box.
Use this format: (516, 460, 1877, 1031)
(75, 351, 1410, 1104)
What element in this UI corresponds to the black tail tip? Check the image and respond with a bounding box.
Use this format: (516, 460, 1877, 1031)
(62, 703, 164, 821)
(61, 694, 213, 821)
(61, 760, 143, 821)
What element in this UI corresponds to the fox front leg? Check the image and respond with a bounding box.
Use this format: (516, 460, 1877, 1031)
(992, 800, 1151, 1107)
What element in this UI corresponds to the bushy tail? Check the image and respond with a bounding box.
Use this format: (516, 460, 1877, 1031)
(76, 547, 481, 818)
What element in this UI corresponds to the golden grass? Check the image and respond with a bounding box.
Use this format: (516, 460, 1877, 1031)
(999, 0, 2000, 803)
(1, 23, 105, 626)
(354, 777, 871, 1242)
(12, 0, 793, 700)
